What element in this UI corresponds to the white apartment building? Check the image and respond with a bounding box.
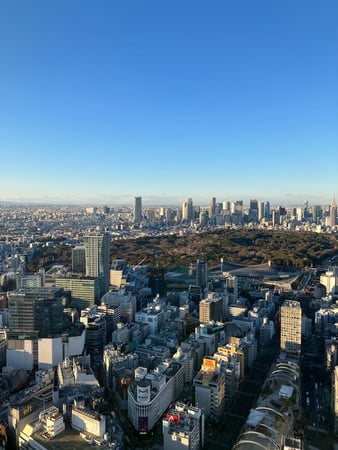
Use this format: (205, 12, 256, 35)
(320, 267, 338, 296)
(135, 306, 164, 335)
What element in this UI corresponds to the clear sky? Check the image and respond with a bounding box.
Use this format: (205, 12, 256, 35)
(0, 0, 337, 205)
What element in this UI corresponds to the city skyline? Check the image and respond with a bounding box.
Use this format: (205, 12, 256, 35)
(1, 1, 337, 204)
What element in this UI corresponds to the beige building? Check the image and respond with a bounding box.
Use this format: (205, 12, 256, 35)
(193, 357, 225, 422)
(72, 399, 106, 439)
(280, 300, 302, 358)
(199, 294, 223, 324)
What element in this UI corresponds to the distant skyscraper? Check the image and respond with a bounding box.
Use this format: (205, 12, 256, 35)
(312, 205, 322, 225)
(265, 201, 271, 220)
(249, 199, 258, 222)
(133, 196, 142, 224)
(84, 232, 110, 297)
(272, 209, 280, 226)
(182, 198, 194, 222)
(223, 201, 230, 212)
(258, 201, 265, 222)
(280, 300, 302, 358)
(329, 195, 337, 228)
(209, 197, 216, 218)
(303, 200, 309, 219)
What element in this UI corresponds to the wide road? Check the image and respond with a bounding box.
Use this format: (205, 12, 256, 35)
(206, 335, 280, 450)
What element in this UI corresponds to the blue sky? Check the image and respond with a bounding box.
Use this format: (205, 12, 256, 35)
(0, 0, 337, 205)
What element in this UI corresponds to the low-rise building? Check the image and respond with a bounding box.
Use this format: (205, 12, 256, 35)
(163, 402, 205, 450)
(72, 399, 106, 439)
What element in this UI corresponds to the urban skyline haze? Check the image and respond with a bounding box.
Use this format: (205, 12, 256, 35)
(1, 0, 337, 205)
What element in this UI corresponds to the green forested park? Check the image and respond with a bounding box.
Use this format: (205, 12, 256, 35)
(19, 229, 338, 278)
(109, 230, 338, 270)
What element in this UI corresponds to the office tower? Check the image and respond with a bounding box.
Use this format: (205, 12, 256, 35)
(280, 300, 302, 358)
(182, 198, 194, 222)
(303, 200, 309, 219)
(209, 197, 216, 218)
(133, 196, 142, 224)
(312, 205, 322, 224)
(196, 259, 208, 291)
(80, 308, 107, 356)
(272, 209, 280, 226)
(296, 207, 303, 222)
(199, 293, 223, 324)
(72, 246, 86, 273)
(258, 201, 265, 222)
(8, 288, 64, 338)
(7, 287, 65, 368)
(249, 199, 258, 222)
(84, 232, 110, 297)
(223, 201, 230, 212)
(199, 211, 208, 227)
(235, 200, 243, 210)
(265, 201, 271, 220)
(329, 195, 337, 227)
(249, 198, 258, 210)
(55, 275, 101, 309)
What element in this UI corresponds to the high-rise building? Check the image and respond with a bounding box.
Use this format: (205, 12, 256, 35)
(7, 287, 65, 338)
(72, 246, 86, 273)
(199, 293, 223, 324)
(196, 259, 208, 291)
(7, 287, 65, 368)
(249, 199, 258, 222)
(312, 205, 322, 225)
(55, 275, 101, 309)
(209, 197, 216, 218)
(223, 201, 230, 212)
(133, 196, 142, 224)
(182, 198, 194, 222)
(280, 300, 302, 358)
(329, 195, 337, 228)
(265, 201, 271, 220)
(258, 201, 265, 222)
(84, 232, 110, 298)
(303, 200, 309, 219)
(272, 209, 280, 226)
